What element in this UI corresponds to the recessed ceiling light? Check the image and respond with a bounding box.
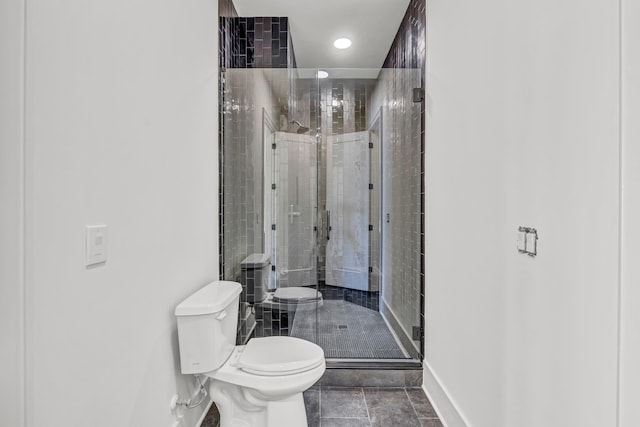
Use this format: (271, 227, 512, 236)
(333, 38, 352, 49)
(317, 70, 329, 79)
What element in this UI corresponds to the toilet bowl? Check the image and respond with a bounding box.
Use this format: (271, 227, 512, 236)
(175, 281, 325, 427)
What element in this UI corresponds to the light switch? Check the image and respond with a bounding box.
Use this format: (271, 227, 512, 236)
(516, 230, 526, 252)
(85, 225, 107, 266)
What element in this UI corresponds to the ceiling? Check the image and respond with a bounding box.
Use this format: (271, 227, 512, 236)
(231, 0, 411, 70)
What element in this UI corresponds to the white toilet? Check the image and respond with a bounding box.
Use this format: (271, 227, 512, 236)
(175, 280, 325, 427)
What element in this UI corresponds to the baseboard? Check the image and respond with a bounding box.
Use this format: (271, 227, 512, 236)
(380, 298, 421, 359)
(422, 360, 471, 427)
(195, 398, 214, 427)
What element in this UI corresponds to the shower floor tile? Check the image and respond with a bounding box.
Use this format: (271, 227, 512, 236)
(290, 300, 408, 359)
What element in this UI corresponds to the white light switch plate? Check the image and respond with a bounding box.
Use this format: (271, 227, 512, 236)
(85, 225, 107, 266)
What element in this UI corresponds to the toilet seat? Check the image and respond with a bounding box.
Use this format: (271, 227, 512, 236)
(273, 287, 320, 302)
(206, 340, 326, 398)
(237, 336, 324, 376)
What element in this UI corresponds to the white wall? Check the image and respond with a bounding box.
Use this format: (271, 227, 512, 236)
(620, 0, 640, 425)
(424, 0, 509, 423)
(21, 1, 219, 426)
(425, 0, 620, 426)
(0, 0, 26, 426)
(502, 0, 620, 424)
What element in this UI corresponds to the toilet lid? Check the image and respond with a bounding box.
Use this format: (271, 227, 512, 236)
(237, 337, 324, 376)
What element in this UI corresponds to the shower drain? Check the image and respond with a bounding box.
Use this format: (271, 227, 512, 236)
(337, 325, 348, 330)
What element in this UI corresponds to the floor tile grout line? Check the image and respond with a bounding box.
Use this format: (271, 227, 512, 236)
(404, 387, 440, 421)
(404, 386, 423, 423)
(362, 386, 372, 426)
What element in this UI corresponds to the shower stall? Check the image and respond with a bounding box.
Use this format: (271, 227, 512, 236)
(220, 67, 423, 363)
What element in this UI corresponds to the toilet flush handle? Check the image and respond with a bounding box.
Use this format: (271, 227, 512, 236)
(216, 310, 227, 320)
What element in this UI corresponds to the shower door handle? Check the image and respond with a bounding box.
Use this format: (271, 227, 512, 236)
(326, 210, 331, 240)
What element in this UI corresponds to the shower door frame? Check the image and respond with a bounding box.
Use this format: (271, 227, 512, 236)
(220, 68, 425, 365)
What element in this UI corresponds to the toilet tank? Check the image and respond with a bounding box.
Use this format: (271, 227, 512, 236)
(240, 253, 271, 303)
(175, 281, 242, 374)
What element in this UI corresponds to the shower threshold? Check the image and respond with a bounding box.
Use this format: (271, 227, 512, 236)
(325, 358, 422, 370)
(318, 359, 423, 388)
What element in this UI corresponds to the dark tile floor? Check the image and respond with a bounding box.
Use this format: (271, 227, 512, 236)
(304, 386, 443, 427)
(202, 386, 442, 427)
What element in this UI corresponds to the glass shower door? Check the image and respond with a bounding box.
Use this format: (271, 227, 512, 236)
(221, 67, 423, 360)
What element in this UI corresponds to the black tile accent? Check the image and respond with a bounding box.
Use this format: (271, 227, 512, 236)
(220, 14, 296, 70)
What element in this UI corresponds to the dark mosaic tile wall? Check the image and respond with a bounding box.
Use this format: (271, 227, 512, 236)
(380, 0, 426, 359)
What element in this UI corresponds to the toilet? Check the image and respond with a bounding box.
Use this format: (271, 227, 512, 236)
(175, 281, 325, 427)
(240, 253, 323, 311)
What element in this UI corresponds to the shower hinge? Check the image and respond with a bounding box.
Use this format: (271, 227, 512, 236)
(368, 183, 373, 190)
(368, 266, 373, 273)
(271, 183, 276, 190)
(271, 224, 276, 230)
(271, 265, 276, 271)
(313, 226, 317, 231)
(368, 224, 374, 231)
(368, 142, 374, 149)
(272, 143, 276, 149)
(412, 87, 425, 103)
(412, 326, 423, 340)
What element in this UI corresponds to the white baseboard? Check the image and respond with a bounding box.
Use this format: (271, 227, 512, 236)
(422, 360, 471, 427)
(380, 297, 421, 358)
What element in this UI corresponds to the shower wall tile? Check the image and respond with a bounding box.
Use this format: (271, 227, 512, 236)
(219, 0, 299, 342)
(225, 17, 296, 69)
(218, 0, 238, 279)
(293, 78, 374, 281)
(220, 68, 283, 343)
(371, 0, 426, 358)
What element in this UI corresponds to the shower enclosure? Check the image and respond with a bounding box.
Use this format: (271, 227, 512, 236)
(220, 68, 423, 362)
